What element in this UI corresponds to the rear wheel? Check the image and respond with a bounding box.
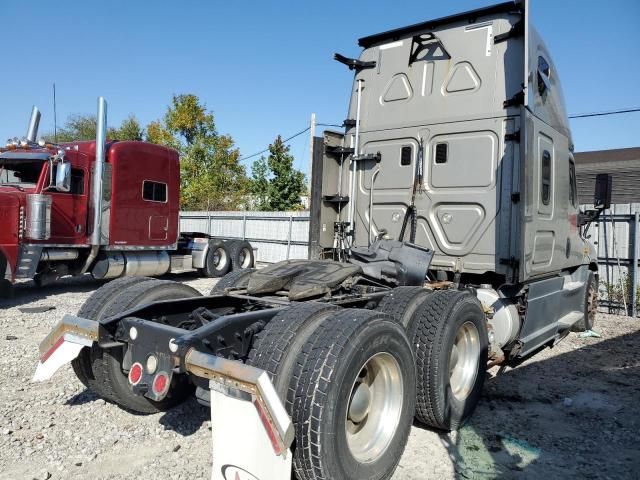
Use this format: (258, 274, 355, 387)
(88, 280, 201, 413)
(409, 290, 488, 431)
(226, 240, 254, 270)
(572, 271, 598, 332)
(71, 276, 155, 391)
(199, 240, 231, 278)
(247, 302, 338, 409)
(376, 286, 432, 329)
(291, 309, 415, 480)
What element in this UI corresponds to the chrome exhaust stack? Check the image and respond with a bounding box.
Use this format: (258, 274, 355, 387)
(81, 97, 108, 273)
(26, 106, 41, 143)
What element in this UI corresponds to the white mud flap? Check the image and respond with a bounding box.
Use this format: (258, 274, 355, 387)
(184, 351, 293, 480)
(32, 315, 99, 382)
(210, 380, 292, 480)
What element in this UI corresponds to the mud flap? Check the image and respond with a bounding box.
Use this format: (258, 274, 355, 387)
(32, 314, 99, 382)
(184, 351, 293, 480)
(210, 381, 292, 480)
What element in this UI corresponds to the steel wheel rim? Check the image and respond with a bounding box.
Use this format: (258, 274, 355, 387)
(345, 352, 403, 463)
(449, 321, 480, 402)
(239, 247, 252, 268)
(213, 247, 228, 271)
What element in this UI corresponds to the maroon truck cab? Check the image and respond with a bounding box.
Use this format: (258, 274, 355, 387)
(0, 99, 253, 293)
(0, 140, 180, 284)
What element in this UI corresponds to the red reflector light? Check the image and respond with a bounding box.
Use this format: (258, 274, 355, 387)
(152, 372, 169, 395)
(128, 363, 143, 386)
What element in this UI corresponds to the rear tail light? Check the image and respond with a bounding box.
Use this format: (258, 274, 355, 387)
(128, 362, 143, 386)
(152, 372, 170, 396)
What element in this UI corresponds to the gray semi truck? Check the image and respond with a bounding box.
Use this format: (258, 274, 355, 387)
(34, 2, 611, 479)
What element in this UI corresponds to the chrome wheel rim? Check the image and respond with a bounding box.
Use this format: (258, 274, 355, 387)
(449, 321, 480, 401)
(345, 353, 403, 463)
(239, 247, 252, 268)
(213, 247, 228, 271)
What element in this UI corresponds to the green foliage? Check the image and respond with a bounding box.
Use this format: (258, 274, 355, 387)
(250, 156, 270, 211)
(600, 273, 640, 313)
(250, 135, 307, 211)
(146, 94, 249, 211)
(116, 115, 144, 141)
(43, 114, 143, 142)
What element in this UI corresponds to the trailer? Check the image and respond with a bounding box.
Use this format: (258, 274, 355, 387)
(0, 102, 254, 293)
(34, 1, 612, 479)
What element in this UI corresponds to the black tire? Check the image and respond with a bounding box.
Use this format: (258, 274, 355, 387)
(376, 286, 432, 329)
(89, 280, 201, 413)
(247, 302, 338, 409)
(226, 239, 255, 270)
(0, 279, 13, 299)
(71, 276, 156, 390)
(409, 290, 488, 431)
(291, 309, 416, 480)
(210, 268, 255, 295)
(199, 240, 231, 278)
(572, 271, 598, 332)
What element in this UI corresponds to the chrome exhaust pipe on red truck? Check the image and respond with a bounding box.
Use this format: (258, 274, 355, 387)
(26, 106, 41, 143)
(81, 97, 108, 274)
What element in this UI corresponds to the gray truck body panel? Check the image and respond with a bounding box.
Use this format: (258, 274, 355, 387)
(319, 0, 588, 284)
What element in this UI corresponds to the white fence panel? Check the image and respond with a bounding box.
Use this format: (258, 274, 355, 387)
(180, 211, 310, 264)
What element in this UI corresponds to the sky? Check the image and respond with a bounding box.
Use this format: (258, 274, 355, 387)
(1, 0, 639, 176)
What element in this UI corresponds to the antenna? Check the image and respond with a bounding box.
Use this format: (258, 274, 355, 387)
(53, 83, 58, 143)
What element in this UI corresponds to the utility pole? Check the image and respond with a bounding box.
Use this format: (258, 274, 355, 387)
(308, 113, 316, 198)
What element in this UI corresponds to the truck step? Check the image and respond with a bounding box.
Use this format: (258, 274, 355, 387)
(557, 311, 583, 329)
(16, 245, 43, 279)
(563, 281, 584, 292)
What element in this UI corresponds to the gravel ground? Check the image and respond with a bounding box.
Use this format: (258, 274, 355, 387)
(0, 275, 638, 480)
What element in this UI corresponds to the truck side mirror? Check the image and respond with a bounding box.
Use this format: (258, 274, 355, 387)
(55, 161, 71, 192)
(594, 173, 612, 210)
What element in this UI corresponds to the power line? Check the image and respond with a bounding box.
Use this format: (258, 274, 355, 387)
(239, 126, 310, 162)
(569, 107, 640, 119)
(240, 107, 639, 162)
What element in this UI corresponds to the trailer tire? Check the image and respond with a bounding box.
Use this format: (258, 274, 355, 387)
(291, 309, 415, 480)
(226, 240, 255, 270)
(89, 280, 200, 413)
(571, 271, 598, 332)
(210, 268, 255, 294)
(376, 286, 432, 329)
(71, 276, 156, 391)
(409, 290, 488, 431)
(247, 302, 338, 409)
(200, 240, 231, 278)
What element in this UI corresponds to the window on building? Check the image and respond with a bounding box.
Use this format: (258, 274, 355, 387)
(143, 180, 167, 202)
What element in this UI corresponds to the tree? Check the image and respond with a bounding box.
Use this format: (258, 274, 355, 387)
(43, 114, 143, 142)
(146, 94, 249, 211)
(250, 156, 270, 211)
(251, 135, 307, 211)
(116, 115, 144, 141)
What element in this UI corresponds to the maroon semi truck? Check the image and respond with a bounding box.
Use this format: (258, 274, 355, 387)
(0, 99, 254, 294)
